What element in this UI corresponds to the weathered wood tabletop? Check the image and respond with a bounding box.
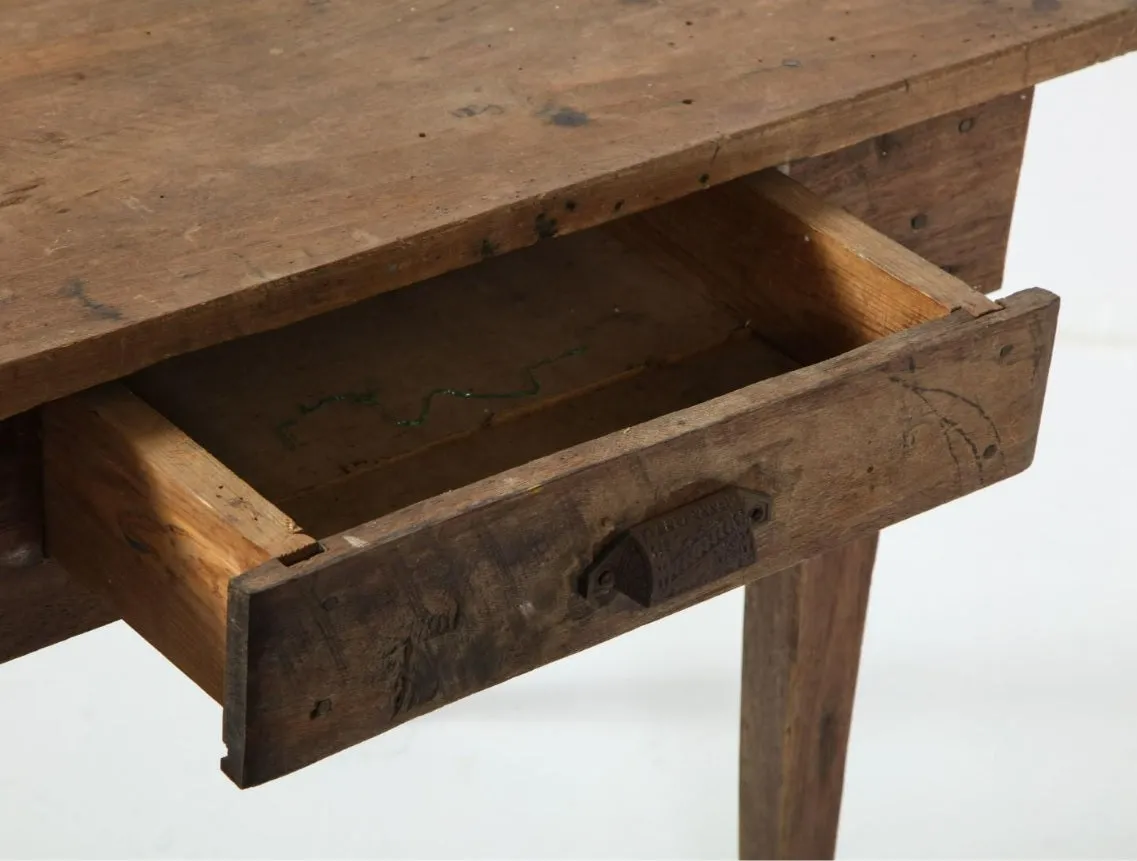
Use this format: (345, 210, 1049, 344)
(1, 0, 1134, 421)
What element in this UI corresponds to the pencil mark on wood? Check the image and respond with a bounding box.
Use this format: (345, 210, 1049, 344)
(708, 139, 723, 170)
(451, 104, 505, 118)
(273, 345, 586, 447)
(232, 252, 268, 280)
(307, 583, 347, 671)
(895, 383, 1002, 444)
(60, 279, 122, 320)
(890, 377, 1003, 488)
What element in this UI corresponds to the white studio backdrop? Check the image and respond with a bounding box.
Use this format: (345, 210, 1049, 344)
(1, 52, 1135, 860)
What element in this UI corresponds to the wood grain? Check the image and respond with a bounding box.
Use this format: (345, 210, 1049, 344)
(789, 90, 1035, 294)
(0, 412, 42, 568)
(222, 289, 1058, 787)
(2, 0, 1131, 420)
(42, 385, 316, 700)
(0, 560, 116, 664)
(739, 535, 877, 860)
(616, 170, 998, 365)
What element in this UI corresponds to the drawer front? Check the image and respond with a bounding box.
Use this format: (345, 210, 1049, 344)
(224, 288, 1054, 787)
(41, 171, 1058, 787)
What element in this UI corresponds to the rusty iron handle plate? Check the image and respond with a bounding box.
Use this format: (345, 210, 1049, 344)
(579, 488, 772, 608)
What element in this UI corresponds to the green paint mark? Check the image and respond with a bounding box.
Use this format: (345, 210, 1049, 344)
(275, 345, 587, 449)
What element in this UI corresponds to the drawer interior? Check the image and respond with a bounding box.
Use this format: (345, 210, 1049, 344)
(43, 170, 1000, 704)
(131, 220, 794, 539)
(127, 170, 994, 539)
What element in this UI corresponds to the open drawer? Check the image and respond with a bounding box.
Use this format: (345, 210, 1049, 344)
(42, 170, 1057, 788)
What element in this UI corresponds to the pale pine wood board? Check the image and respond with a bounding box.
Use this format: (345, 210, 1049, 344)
(1, 0, 1132, 419)
(613, 171, 998, 365)
(42, 385, 316, 700)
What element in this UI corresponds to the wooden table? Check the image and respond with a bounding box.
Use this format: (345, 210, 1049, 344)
(2, 2, 1133, 856)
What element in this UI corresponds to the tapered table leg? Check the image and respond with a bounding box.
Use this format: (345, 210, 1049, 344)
(739, 534, 878, 859)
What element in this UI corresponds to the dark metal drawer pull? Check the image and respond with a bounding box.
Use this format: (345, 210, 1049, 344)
(580, 488, 772, 607)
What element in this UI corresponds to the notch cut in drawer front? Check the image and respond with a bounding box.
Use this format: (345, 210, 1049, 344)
(42, 170, 1058, 788)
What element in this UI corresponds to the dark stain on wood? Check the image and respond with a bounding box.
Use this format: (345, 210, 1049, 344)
(123, 532, 155, 555)
(1033, 0, 1061, 10)
(534, 212, 559, 239)
(547, 106, 589, 127)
